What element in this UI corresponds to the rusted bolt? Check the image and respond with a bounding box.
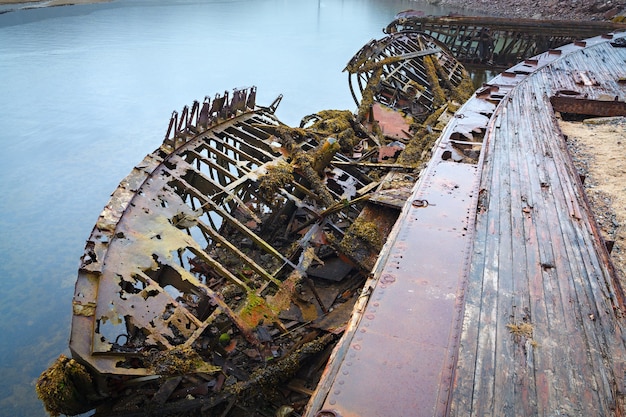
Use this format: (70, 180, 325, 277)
(316, 411, 340, 417)
(412, 199, 429, 208)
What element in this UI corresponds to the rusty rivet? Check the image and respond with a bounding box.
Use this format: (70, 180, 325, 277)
(381, 274, 396, 284)
(412, 199, 429, 208)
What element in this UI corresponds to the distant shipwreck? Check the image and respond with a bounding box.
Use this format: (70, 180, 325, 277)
(37, 13, 626, 417)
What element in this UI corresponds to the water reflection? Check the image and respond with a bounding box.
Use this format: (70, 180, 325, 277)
(0, 0, 468, 415)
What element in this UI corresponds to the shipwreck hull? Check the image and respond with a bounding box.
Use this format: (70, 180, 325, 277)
(64, 86, 403, 416)
(386, 12, 626, 68)
(346, 31, 472, 125)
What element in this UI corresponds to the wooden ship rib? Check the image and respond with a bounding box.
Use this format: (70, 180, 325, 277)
(36, 17, 626, 417)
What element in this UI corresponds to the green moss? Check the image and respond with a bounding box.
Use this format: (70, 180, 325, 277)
(355, 54, 405, 73)
(307, 110, 359, 153)
(506, 322, 533, 339)
(423, 55, 446, 109)
(219, 333, 231, 346)
(276, 126, 312, 143)
(36, 355, 95, 417)
(506, 321, 538, 347)
(337, 128, 358, 152)
(357, 67, 383, 122)
(147, 346, 220, 375)
(293, 150, 335, 207)
(450, 75, 475, 104)
(340, 217, 383, 255)
(227, 333, 335, 398)
(239, 291, 277, 328)
(311, 110, 354, 133)
(397, 131, 440, 166)
(258, 162, 293, 204)
(422, 105, 447, 130)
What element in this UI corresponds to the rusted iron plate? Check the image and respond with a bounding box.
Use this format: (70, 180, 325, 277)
(550, 95, 626, 117)
(369, 103, 412, 141)
(312, 160, 481, 417)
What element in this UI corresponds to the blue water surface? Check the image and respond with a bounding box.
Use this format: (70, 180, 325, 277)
(0, 0, 466, 414)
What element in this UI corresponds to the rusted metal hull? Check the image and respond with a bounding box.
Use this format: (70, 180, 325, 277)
(67, 87, 394, 415)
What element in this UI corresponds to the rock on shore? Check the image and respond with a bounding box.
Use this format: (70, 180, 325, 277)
(428, 0, 626, 21)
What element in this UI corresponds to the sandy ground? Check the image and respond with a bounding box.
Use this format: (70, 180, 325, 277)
(561, 117, 626, 288)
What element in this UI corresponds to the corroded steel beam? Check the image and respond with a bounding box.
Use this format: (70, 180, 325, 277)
(551, 95, 626, 116)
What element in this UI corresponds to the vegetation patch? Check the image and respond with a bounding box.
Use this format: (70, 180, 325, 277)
(258, 162, 293, 205)
(147, 346, 220, 375)
(36, 355, 95, 417)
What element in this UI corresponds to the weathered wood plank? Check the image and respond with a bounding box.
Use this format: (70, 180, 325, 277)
(517, 87, 595, 415)
(505, 98, 540, 416)
(498, 99, 537, 416)
(490, 100, 517, 417)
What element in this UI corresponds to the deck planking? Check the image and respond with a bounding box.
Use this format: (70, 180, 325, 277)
(452, 35, 626, 416)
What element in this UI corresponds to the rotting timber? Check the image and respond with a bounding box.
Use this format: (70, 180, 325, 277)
(37, 29, 476, 417)
(386, 11, 626, 69)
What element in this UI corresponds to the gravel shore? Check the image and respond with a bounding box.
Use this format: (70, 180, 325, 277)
(429, 0, 626, 20)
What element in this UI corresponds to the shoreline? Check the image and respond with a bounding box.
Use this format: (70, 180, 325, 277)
(2, 0, 624, 21)
(0, 0, 111, 9)
(427, 0, 626, 21)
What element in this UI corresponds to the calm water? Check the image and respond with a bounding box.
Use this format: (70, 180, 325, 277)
(0, 0, 468, 414)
